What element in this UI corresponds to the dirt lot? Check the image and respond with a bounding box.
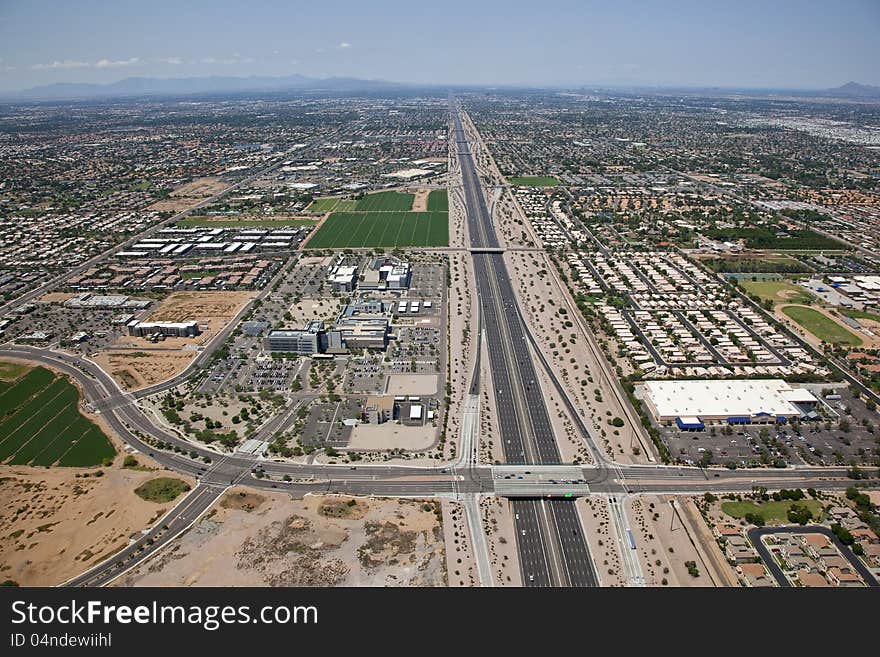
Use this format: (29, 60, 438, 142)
(94, 291, 254, 390)
(385, 374, 438, 396)
(348, 424, 436, 451)
(147, 290, 254, 329)
(148, 177, 228, 212)
(38, 292, 78, 304)
(114, 490, 447, 587)
(0, 456, 193, 587)
(411, 189, 430, 212)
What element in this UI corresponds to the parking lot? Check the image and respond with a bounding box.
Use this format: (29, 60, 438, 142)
(659, 384, 879, 468)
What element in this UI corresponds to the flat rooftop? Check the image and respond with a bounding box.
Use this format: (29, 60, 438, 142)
(643, 378, 818, 420)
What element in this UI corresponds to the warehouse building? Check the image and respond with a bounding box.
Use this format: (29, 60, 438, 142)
(643, 379, 819, 427)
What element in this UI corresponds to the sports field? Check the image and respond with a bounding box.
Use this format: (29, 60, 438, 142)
(0, 363, 115, 467)
(508, 176, 560, 187)
(306, 211, 448, 248)
(427, 189, 448, 212)
(740, 279, 814, 305)
(354, 190, 414, 212)
(781, 305, 863, 346)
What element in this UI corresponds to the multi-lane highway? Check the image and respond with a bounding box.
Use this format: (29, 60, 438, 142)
(452, 101, 600, 586)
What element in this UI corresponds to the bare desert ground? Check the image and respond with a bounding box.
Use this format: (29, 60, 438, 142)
(577, 496, 625, 586)
(480, 496, 521, 586)
(0, 457, 194, 587)
(93, 350, 196, 390)
(114, 490, 447, 587)
(443, 251, 476, 461)
(441, 499, 478, 587)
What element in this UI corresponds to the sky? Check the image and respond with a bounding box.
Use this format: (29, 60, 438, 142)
(0, 0, 878, 92)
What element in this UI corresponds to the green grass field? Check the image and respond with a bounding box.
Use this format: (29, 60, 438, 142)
(721, 499, 824, 524)
(134, 477, 191, 502)
(354, 191, 414, 212)
(307, 197, 341, 213)
(0, 361, 30, 381)
(740, 279, 815, 305)
(508, 176, 560, 187)
(306, 211, 448, 248)
(842, 308, 880, 324)
(177, 217, 317, 228)
(427, 189, 448, 212)
(0, 362, 115, 467)
(781, 305, 863, 346)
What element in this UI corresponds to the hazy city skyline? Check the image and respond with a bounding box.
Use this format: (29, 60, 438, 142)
(1, 0, 879, 93)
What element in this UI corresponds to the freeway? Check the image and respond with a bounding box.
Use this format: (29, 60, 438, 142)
(451, 100, 600, 587)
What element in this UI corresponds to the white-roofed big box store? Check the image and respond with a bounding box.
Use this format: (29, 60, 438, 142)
(642, 379, 819, 425)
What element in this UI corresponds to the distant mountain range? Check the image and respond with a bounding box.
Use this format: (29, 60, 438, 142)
(823, 82, 880, 98)
(4, 75, 880, 101)
(2, 74, 407, 100)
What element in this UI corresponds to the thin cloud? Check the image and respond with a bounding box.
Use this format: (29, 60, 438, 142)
(200, 55, 254, 65)
(31, 59, 90, 70)
(95, 57, 141, 68)
(338, 42, 352, 49)
(157, 57, 183, 65)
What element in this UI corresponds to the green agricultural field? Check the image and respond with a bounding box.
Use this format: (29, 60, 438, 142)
(134, 477, 191, 503)
(306, 211, 448, 248)
(508, 176, 560, 187)
(721, 499, 824, 524)
(354, 191, 414, 212)
(427, 189, 448, 212)
(0, 362, 115, 467)
(307, 197, 341, 213)
(740, 279, 815, 305)
(781, 306, 863, 346)
(177, 217, 317, 228)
